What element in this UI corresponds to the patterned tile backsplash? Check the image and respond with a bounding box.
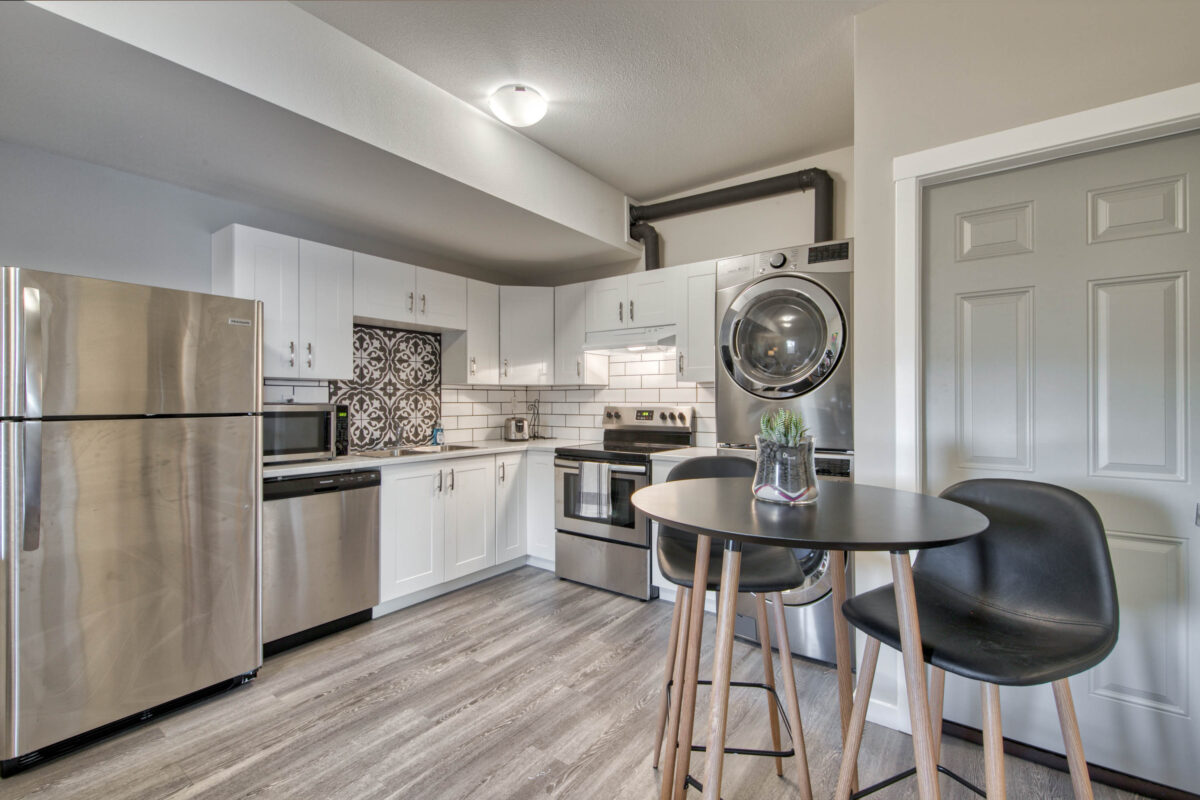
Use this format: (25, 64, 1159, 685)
(331, 325, 441, 450)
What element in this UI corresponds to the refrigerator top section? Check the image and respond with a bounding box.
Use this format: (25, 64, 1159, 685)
(2, 268, 262, 418)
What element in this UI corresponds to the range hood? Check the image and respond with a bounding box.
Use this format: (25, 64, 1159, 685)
(583, 324, 677, 354)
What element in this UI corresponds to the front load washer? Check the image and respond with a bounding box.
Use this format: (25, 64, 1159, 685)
(715, 239, 853, 452)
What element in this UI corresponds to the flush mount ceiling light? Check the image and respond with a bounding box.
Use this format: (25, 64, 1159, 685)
(488, 84, 547, 127)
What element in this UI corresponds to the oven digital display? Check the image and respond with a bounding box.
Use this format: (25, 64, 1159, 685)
(636, 409, 655, 420)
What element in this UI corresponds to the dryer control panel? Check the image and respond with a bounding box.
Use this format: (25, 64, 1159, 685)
(717, 238, 854, 289)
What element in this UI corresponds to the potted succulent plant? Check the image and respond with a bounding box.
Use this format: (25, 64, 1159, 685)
(753, 409, 819, 505)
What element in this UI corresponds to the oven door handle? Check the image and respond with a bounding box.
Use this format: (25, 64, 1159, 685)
(554, 458, 647, 476)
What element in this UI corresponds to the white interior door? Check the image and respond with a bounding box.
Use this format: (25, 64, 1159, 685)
(923, 130, 1199, 792)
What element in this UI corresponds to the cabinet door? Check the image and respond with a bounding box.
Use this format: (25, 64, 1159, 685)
(554, 283, 587, 384)
(380, 464, 445, 602)
(221, 225, 300, 379)
(416, 267, 467, 331)
(525, 451, 556, 564)
(495, 455, 526, 563)
(677, 261, 717, 383)
(500, 286, 554, 385)
(353, 252, 416, 325)
(444, 457, 496, 580)
(585, 275, 627, 332)
(628, 268, 682, 328)
(297, 240, 354, 380)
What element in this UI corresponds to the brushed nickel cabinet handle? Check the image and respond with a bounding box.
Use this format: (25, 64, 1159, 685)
(408, 291, 414, 312)
(629, 300, 634, 321)
(289, 340, 295, 367)
(678, 353, 685, 373)
(306, 342, 313, 369)
(449, 468, 455, 491)
(470, 356, 477, 376)
(421, 294, 427, 314)
(500, 462, 506, 482)
(576, 359, 581, 377)
(437, 470, 443, 493)
(618, 301, 623, 322)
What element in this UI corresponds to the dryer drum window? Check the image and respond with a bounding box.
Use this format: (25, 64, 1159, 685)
(720, 275, 846, 399)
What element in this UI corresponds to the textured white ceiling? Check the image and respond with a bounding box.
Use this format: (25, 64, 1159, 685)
(297, 0, 878, 199)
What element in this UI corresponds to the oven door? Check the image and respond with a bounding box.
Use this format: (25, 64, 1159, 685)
(554, 458, 649, 546)
(262, 404, 337, 464)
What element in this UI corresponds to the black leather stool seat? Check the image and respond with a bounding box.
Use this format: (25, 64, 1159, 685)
(657, 455, 811, 594)
(658, 536, 809, 592)
(842, 478, 1118, 687)
(842, 576, 1116, 686)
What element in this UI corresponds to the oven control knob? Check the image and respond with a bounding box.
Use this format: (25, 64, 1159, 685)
(769, 252, 788, 269)
(678, 414, 686, 425)
(659, 412, 667, 421)
(613, 411, 621, 420)
(668, 412, 677, 422)
(605, 411, 613, 419)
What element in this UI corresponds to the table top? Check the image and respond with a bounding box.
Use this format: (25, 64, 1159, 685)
(632, 478, 989, 551)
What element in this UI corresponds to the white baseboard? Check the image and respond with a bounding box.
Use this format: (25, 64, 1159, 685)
(524, 555, 554, 572)
(372, 557, 528, 617)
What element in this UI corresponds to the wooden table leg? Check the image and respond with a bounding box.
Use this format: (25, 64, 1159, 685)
(829, 549, 858, 792)
(890, 551, 941, 800)
(667, 537, 712, 800)
(702, 540, 743, 800)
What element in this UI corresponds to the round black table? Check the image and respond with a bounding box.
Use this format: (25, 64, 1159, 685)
(632, 477, 989, 800)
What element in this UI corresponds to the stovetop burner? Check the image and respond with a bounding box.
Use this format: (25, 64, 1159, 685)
(554, 405, 696, 464)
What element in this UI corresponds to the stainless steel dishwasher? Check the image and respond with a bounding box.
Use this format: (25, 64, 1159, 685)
(262, 469, 381, 655)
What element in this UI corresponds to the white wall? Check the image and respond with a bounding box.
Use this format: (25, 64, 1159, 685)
(556, 145, 853, 284)
(0, 138, 509, 292)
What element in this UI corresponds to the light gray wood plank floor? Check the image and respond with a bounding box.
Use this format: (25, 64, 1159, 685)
(4, 567, 1149, 799)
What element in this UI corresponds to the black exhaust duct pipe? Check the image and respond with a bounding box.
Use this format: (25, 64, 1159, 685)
(628, 167, 834, 269)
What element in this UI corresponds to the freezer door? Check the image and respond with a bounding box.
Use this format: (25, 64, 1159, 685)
(8, 416, 260, 757)
(2, 268, 262, 417)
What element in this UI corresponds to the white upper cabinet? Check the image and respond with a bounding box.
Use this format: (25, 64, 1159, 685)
(585, 275, 628, 332)
(212, 224, 351, 380)
(675, 261, 717, 383)
(442, 279, 500, 385)
(584, 269, 682, 334)
(352, 253, 466, 331)
(415, 267, 467, 330)
(500, 286, 554, 385)
(554, 282, 608, 386)
(297, 240, 354, 380)
(627, 269, 680, 327)
(352, 251, 416, 325)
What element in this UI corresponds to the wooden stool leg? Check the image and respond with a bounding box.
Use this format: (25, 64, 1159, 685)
(769, 592, 814, 800)
(930, 666, 946, 763)
(753, 593, 784, 776)
(829, 549, 858, 792)
(981, 682, 1006, 800)
(835, 636, 881, 800)
(702, 542, 743, 800)
(667, 540, 711, 800)
(659, 589, 691, 789)
(890, 551, 941, 800)
(653, 589, 686, 768)
(1052, 679, 1095, 800)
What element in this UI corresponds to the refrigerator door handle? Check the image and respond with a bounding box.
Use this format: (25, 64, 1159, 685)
(22, 421, 40, 552)
(23, 287, 43, 418)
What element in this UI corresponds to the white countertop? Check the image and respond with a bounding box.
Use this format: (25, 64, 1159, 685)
(648, 446, 721, 462)
(263, 438, 592, 478)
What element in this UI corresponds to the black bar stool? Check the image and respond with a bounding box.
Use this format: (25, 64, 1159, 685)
(653, 455, 816, 800)
(836, 479, 1119, 800)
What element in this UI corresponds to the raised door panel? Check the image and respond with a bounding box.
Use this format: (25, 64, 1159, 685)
(679, 262, 717, 382)
(444, 457, 496, 579)
(353, 252, 416, 325)
(467, 279, 500, 384)
(416, 267, 467, 331)
(496, 455, 526, 562)
(628, 268, 682, 328)
(226, 226, 299, 379)
(585, 275, 627, 333)
(525, 451, 556, 564)
(297, 240, 353, 380)
(380, 464, 444, 601)
(500, 286, 554, 385)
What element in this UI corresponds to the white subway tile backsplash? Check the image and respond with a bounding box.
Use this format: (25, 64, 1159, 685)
(473, 428, 502, 441)
(540, 414, 566, 427)
(459, 415, 489, 428)
(538, 390, 566, 402)
(626, 361, 658, 376)
(642, 374, 677, 389)
(579, 403, 605, 415)
(697, 432, 717, 447)
(698, 386, 716, 403)
(552, 427, 580, 440)
(595, 389, 626, 402)
(441, 402, 474, 417)
(607, 362, 627, 376)
(608, 375, 642, 389)
(444, 429, 473, 444)
(551, 402, 579, 415)
(659, 388, 697, 402)
(566, 390, 595, 402)
(608, 352, 642, 363)
(625, 388, 660, 402)
(472, 402, 503, 415)
(565, 415, 592, 427)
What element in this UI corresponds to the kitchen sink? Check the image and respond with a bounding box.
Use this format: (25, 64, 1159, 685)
(354, 444, 478, 458)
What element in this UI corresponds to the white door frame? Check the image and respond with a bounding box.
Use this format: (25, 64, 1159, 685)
(893, 80, 1200, 494)
(867, 81, 1200, 733)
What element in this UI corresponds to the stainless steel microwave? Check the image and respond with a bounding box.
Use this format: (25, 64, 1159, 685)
(262, 403, 349, 464)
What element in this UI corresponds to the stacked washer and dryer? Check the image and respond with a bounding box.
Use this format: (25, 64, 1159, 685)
(713, 239, 854, 666)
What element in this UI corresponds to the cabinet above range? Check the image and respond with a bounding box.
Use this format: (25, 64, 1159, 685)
(352, 252, 466, 332)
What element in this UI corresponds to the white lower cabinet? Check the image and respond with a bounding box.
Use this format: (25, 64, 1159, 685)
(443, 456, 496, 580)
(380, 462, 446, 602)
(495, 454, 526, 562)
(525, 451, 556, 564)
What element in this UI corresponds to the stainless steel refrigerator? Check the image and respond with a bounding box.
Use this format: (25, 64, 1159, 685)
(0, 268, 262, 773)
